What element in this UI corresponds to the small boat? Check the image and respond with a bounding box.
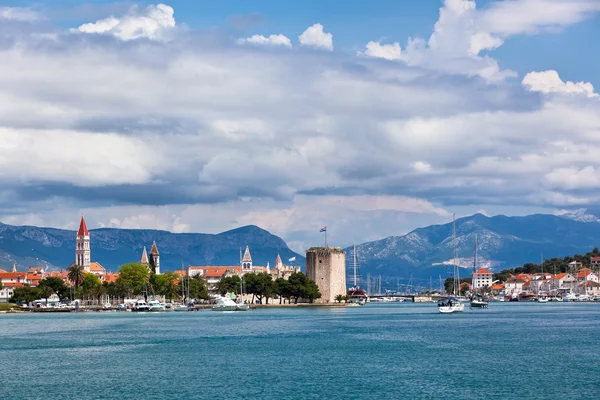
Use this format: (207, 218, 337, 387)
(173, 304, 189, 312)
(347, 285, 368, 305)
(131, 300, 150, 312)
(212, 296, 248, 312)
(438, 297, 465, 313)
(550, 297, 562, 302)
(470, 298, 488, 308)
(148, 300, 166, 311)
(537, 297, 549, 303)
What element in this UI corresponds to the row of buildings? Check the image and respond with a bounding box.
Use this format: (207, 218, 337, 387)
(470, 263, 600, 297)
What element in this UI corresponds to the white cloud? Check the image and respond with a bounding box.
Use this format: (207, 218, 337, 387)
(362, 0, 600, 82)
(0, 7, 40, 22)
(545, 166, 600, 190)
(237, 34, 292, 47)
(522, 70, 598, 98)
(73, 3, 175, 41)
(0, 128, 162, 186)
(299, 23, 333, 51)
(480, 0, 600, 36)
(362, 41, 403, 61)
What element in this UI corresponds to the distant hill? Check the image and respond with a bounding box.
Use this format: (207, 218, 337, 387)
(346, 213, 600, 284)
(0, 223, 304, 272)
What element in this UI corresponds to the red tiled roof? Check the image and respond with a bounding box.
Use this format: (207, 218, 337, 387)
(474, 268, 493, 275)
(189, 266, 241, 278)
(104, 273, 118, 283)
(174, 270, 187, 276)
(0, 272, 27, 279)
(3, 282, 24, 287)
(89, 262, 106, 272)
(150, 241, 159, 256)
(77, 216, 89, 236)
(554, 273, 568, 280)
(491, 283, 504, 290)
(577, 268, 593, 278)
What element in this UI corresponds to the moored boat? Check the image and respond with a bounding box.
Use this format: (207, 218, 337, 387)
(212, 296, 248, 311)
(438, 297, 465, 313)
(131, 300, 150, 312)
(148, 300, 166, 311)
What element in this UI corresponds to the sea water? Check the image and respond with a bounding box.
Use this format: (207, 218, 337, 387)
(1, 303, 599, 399)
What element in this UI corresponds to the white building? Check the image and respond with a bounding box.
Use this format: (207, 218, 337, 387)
(504, 277, 525, 296)
(472, 268, 494, 289)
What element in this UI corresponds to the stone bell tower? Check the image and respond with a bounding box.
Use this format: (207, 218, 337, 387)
(75, 216, 91, 272)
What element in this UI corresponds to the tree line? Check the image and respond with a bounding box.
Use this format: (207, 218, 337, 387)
(217, 271, 321, 304)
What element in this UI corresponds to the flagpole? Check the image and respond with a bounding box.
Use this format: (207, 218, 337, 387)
(325, 229, 327, 247)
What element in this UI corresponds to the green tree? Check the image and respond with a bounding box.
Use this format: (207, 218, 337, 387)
(10, 286, 40, 304)
(38, 285, 54, 304)
(187, 275, 209, 301)
(334, 294, 344, 303)
(67, 264, 85, 292)
(288, 272, 321, 304)
(244, 273, 276, 304)
(118, 263, 150, 301)
(216, 275, 241, 296)
(274, 278, 291, 304)
(38, 277, 69, 300)
(152, 271, 179, 301)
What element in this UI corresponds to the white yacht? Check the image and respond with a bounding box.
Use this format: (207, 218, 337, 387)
(438, 297, 465, 313)
(439, 214, 464, 314)
(212, 296, 248, 311)
(131, 300, 150, 312)
(148, 300, 166, 312)
(174, 304, 189, 312)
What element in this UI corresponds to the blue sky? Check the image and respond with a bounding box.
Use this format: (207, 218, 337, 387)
(0, 0, 599, 251)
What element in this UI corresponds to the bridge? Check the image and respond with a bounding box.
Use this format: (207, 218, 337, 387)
(368, 294, 444, 302)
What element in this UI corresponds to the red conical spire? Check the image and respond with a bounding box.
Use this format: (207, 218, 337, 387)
(77, 216, 89, 236)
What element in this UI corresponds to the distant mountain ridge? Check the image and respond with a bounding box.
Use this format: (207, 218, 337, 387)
(0, 222, 304, 272)
(347, 213, 600, 282)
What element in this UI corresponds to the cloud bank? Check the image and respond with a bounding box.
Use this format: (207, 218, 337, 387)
(0, 0, 599, 251)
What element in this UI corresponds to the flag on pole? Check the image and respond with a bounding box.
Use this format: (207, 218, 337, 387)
(320, 226, 327, 232)
(288, 256, 296, 262)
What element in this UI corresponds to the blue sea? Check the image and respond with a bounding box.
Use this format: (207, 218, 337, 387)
(1, 303, 600, 399)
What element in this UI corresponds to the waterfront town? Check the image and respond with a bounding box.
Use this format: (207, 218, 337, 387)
(0, 217, 337, 309)
(1, 216, 600, 309)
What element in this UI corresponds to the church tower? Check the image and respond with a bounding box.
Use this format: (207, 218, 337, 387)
(149, 241, 160, 275)
(275, 254, 283, 269)
(75, 216, 91, 272)
(241, 246, 253, 271)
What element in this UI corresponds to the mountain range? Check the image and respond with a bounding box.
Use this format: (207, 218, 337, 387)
(2, 211, 600, 284)
(0, 223, 303, 272)
(346, 211, 600, 284)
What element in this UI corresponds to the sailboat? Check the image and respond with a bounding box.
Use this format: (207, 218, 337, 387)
(438, 214, 465, 314)
(537, 253, 549, 303)
(347, 243, 368, 305)
(470, 234, 488, 309)
(174, 271, 191, 311)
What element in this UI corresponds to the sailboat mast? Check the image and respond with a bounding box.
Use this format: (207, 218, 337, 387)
(353, 243, 357, 287)
(453, 213, 457, 296)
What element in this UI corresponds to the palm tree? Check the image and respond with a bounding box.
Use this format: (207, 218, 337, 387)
(67, 264, 85, 293)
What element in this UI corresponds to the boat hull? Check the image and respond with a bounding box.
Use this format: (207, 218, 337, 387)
(470, 301, 488, 308)
(438, 304, 465, 313)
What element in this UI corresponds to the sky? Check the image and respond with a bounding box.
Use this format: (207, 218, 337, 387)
(0, 0, 599, 253)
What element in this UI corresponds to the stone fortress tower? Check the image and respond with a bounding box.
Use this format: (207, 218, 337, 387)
(75, 216, 91, 272)
(305, 247, 346, 303)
